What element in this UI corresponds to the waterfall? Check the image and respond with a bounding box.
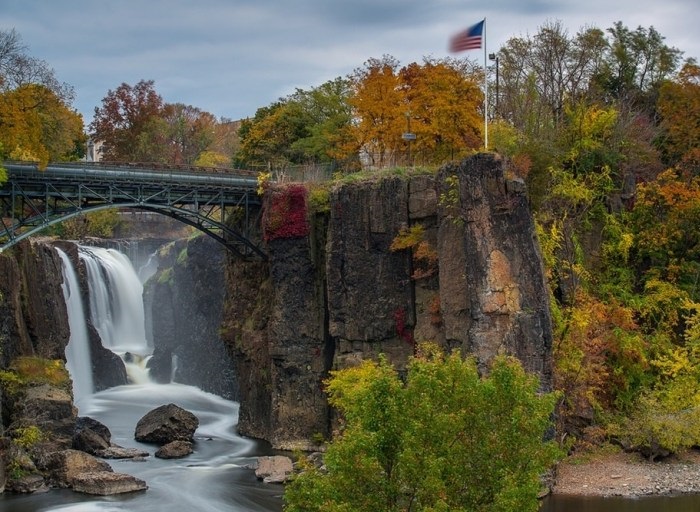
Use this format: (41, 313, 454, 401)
(57, 248, 94, 405)
(79, 245, 153, 383)
(79, 246, 150, 354)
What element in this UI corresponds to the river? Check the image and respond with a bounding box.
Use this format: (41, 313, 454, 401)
(0, 383, 283, 512)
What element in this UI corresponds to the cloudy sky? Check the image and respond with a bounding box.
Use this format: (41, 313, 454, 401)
(2, 0, 698, 126)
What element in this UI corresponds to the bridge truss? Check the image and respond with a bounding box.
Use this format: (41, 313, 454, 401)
(0, 161, 266, 259)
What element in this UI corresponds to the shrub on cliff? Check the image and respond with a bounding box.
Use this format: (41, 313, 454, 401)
(284, 346, 561, 512)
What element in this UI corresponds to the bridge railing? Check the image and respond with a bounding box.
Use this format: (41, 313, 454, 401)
(2, 161, 260, 189)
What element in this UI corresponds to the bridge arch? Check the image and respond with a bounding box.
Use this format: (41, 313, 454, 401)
(1, 161, 266, 259)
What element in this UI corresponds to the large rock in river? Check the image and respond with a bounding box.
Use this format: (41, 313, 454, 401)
(134, 403, 199, 444)
(71, 471, 147, 495)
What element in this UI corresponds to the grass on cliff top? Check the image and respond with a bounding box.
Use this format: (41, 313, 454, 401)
(333, 165, 437, 184)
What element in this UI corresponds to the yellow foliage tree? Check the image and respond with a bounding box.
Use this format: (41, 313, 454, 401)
(0, 84, 84, 168)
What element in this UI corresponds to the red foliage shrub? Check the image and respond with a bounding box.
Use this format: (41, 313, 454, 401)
(264, 184, 310, 241)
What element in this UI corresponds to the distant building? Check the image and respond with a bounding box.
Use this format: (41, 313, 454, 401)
(86, 139, 104, 162)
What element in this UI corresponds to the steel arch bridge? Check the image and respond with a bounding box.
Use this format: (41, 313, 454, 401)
(0, 161, 266, 259)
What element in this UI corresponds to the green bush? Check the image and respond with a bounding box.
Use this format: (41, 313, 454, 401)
(284, 346, 561, 512)
(617, 374, 700, 460)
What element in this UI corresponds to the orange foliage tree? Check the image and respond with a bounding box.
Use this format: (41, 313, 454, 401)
(348, 55, 483, 168)
(657, 61, 700, 167)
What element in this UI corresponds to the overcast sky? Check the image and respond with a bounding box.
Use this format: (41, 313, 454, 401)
(2, 0, 698, 126)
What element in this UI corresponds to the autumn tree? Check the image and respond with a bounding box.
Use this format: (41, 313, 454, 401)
(348, 55, 404, 168)
(0, 29, 84, 167)
(657, 60, 700, 167)
(89, 80, 165, 161)
(399, 58, 482, 163)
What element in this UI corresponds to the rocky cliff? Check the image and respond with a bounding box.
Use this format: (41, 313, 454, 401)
(222, 153, 553, 450)
(0, 238, 70, 368)
(144, 235, 238, 399)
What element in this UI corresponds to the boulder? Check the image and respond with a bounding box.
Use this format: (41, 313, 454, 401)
(75, 416, 111, 444)
(154, 440, 193, 459)
(7, 473, 48, 494)
(255, 455, 293, 484)
(72, 416, 148, 459)
(72, 426, 110, 454)
(14, 384, 76, 444)
(45, 449, 112, 488)
(134, 403, 198, 445)
(71, 471, 147, 495)
(97, 446, 150, 460)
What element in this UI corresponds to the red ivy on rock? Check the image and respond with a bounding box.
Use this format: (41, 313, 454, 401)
(264, 184, 310, 241)
(394, 307, 415, 345)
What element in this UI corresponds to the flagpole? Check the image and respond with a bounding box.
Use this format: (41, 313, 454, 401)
(483, 17, 488, 151)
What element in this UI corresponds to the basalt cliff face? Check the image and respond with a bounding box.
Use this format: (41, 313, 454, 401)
(222, 153, 553, 450)
(144, 235, 238, 399)
(0, 238, 70, 368)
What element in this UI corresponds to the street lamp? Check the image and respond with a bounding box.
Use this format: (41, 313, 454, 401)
(489, 53, 499, 118)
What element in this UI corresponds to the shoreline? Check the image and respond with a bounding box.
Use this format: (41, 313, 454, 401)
(551, 449, 700, 498)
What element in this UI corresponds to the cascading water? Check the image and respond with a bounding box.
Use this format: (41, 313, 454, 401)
(79, 246, 149, 354)
(79, 246, 153, 383)
(57, 248, 94, 406)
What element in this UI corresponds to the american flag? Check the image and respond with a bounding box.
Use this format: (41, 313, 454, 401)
(449, 20, 484, 52)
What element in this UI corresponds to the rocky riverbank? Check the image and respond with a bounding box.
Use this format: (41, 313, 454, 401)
(552, 449, 700, 497)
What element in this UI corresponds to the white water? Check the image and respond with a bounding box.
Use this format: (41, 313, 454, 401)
(79, 246, 150, 355)
(57, 248, 94, 405)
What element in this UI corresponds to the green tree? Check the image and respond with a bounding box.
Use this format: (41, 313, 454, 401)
(594, 22, 682, 110)
(235, 78, 355, 170)
(284, 348, 560, 512)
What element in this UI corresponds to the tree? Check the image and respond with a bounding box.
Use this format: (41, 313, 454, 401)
(399, 58, 482, 163)
(594, 22, 683, 110)
(348, 55, 404, 168)
(498, 21, 607, 136)
(89, 80, 165, 161)
(132, 102, 217, 164)
(0, 29, 83, 166)
(234, 100, 311, 169)
(0, 84, 84, 167)
(0, 29, 74, 105)
(657, 60, 700, 167)
(235, 78, 355, 170)
(284, 348, 561, 512)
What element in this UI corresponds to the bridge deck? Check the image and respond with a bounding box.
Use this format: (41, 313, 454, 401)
(1, 161, 266, 259)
